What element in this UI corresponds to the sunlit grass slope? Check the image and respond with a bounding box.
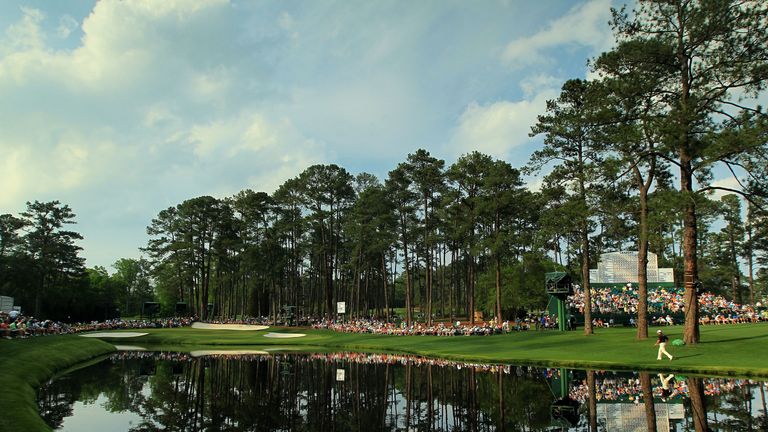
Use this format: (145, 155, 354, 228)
(130, 323, 768, 376)
(1, 323, 767, 431)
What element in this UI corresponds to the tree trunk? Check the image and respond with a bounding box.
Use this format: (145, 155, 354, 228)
(365, 268, 371, 317)
(640, 372, 657, 432)
(354, 247, 362, 318)
(319, 217, 333, 319)
(449, 247, 456, 322)
(674, 6, 701, 344)
(729, 224, 742, 304)
(440, 244, 446, 318)
(681, 160, 700, 344)
(577, 141, 593, 335)
(581, 222, 593, 335)
(688, 377, 709, 432)
(637, 183, 650, 339)
(747, 218, 755, 305)
(382, 254, 390, 321)
(35, 271, 44, 318)
(587, 370, 597, 432)
(424, 195, 433, 326)
(468, 251, 476, 325)
(402, 226, 413, 326)
(495, 255, 502, 322)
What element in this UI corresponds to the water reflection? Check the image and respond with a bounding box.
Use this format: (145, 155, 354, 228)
(38, 351, 768, 431)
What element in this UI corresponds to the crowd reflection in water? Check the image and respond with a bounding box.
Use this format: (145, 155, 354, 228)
(38, 351, 768, 431)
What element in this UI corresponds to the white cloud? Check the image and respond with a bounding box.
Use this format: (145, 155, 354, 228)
(0, 148, 24, 206)
(187, 113, 316, 159)
(56, 15, 78, 39)
(0, 129, 125, 208)
(0, 0, 630, 268)
(188, 67, 233, 106)
(525, 176, 545, 193)
(448, 84, 559, 159)
(3, 7, 45, 52)
(520, 74, 561, 98)
(143, 105, 181, 129)
(501, 0, 613, 68)
(709, 177, 744, 200)
(0, 0, 328, 267)
(278, 12, 298, 40)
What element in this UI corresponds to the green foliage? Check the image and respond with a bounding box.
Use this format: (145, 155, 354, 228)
(606, 0, 768, 342)
(112, 258, 153, 316)
(477, 253, 556, 317)
(0, 201, 93, 320)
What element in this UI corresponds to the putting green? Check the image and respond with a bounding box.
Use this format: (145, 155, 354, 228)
(263, 332, 306, 338)
(190, 322, 269, 331)
(79, 332, 148, 338)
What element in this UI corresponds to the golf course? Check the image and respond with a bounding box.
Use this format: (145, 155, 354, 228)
(2, 323, 767, 431)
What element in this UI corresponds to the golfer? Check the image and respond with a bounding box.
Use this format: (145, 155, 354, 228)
(657, 373, 675, 401)
(655, 329, 673, 361)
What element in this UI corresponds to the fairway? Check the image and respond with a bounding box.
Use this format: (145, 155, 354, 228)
(2, 323, 768, 431)
(85, 323, 768, 377)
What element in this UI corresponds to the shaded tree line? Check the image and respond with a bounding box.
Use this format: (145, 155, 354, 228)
(143, 152, 553, 323)
(1, 201, 153, 321)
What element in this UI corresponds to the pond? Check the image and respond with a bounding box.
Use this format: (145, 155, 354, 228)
(38, 349, 768, 431)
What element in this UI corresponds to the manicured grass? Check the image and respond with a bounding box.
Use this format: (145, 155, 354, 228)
(0, 336, 115, 432)
(1, 323, 767, 431)
(127, 322, 768, 376)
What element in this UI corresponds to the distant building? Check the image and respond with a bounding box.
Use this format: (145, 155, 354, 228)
(596, 402, 683, 432)
(0, 296, 14, 313)
(590, 251, 674, 287)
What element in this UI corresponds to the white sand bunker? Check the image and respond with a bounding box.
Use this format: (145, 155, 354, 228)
(263, 332, 306, 339)
(79, 332, 148, 338)
(190, 350, 269, 357)
(191, 322, 269, 331)
(113, 345, 147, 351)
(264, 347, 305, 351)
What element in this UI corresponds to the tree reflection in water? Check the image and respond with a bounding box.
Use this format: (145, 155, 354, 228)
(639, 372, 656, 432)
(37, 351, 767, 431)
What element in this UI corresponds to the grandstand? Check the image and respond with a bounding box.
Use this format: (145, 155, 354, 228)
(590, 252, 675, 288)
(561, 253, 768, 325)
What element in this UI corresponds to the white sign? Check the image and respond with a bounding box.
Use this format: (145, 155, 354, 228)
(0, 296, 13, 313)
(336, 369, 345, 382)
(337, 302, 346, 314)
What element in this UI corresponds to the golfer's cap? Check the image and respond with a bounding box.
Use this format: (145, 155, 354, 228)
(657, 330, 662, 333)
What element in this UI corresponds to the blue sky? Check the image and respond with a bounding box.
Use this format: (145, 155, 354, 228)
(0, 0, 657, 269)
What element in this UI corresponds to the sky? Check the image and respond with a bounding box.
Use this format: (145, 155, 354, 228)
(1, 0, 747, 270)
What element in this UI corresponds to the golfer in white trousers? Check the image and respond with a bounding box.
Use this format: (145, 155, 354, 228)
(655, 329, 673, 361)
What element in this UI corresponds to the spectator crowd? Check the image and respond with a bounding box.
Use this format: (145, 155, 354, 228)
(4, 283, 765, 340)
(565, 369, 755, 403)
(568, 285, 767, 325)
(310, 317, 559, 336)
(1, 311, 192, 339)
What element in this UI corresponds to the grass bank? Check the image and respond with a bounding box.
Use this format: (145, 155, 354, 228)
(1, 323, 767, 431)
(0, 336, 115, 432)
